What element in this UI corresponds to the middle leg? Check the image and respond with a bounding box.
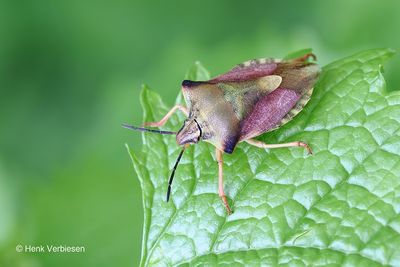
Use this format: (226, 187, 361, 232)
(245, 138, 313, 155)
(216, 148, 232, 215)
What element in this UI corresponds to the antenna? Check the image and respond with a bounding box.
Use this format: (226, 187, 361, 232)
(166, 144, 188, 202)
(122, 123, 177, 135)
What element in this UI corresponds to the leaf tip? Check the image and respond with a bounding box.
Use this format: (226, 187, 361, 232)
(124, 142, 130, 150)
(386, 47, 397, 55)
(185, 61, 211, 81)
(140, 83, 149, 97)
(125, 143, 134, 158)
(125, 143, 142, 170)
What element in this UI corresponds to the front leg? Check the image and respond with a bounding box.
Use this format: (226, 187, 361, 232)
(216, 148, 233, 215)
(245, 139, 313, 155)
(143, 105, 189, 127)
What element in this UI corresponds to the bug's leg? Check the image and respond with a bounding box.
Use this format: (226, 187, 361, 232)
(292, 53, 317, 62)
(216, 148, 232, 215)
(245, 139, 313, 155)
(143, 105, 189, 127)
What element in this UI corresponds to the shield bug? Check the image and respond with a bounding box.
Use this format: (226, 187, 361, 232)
(124, 53, 320, 214)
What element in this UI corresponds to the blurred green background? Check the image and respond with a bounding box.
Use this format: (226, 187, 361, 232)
(0, 0, 399, 266)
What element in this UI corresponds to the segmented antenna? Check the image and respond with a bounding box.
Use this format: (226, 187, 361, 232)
(122, 123, 177, 135)
(166, 145, 188, 202)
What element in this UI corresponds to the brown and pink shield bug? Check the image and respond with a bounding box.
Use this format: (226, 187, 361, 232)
(123, 53, 320, 214)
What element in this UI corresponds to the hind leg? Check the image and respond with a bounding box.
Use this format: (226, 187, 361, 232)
(245, 139, 313, 155)
(292, 53, 317, 62)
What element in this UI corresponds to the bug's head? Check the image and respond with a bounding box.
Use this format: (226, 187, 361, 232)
(122, 118, 201, 202)
(176, 118, 202, 145)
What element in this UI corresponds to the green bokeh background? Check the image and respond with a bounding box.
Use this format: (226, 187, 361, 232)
(0, 0, 399, 266)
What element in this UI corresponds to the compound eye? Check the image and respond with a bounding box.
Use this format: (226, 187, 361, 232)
(176, 119, 201, 145)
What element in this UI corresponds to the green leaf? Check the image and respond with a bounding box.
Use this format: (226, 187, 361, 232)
(185, 61, 210, 81)
(127, 49, 400, 266)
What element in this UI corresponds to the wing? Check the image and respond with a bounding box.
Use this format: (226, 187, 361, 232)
(239, 62, 320, 141)
(275, 87, 313, 129)
(209, 58, 280, 83)
(217, 75, 282, 120)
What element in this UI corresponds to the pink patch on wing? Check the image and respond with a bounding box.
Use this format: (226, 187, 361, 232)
(240, 88, 301, 140)
(210, 63, 277, 83)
